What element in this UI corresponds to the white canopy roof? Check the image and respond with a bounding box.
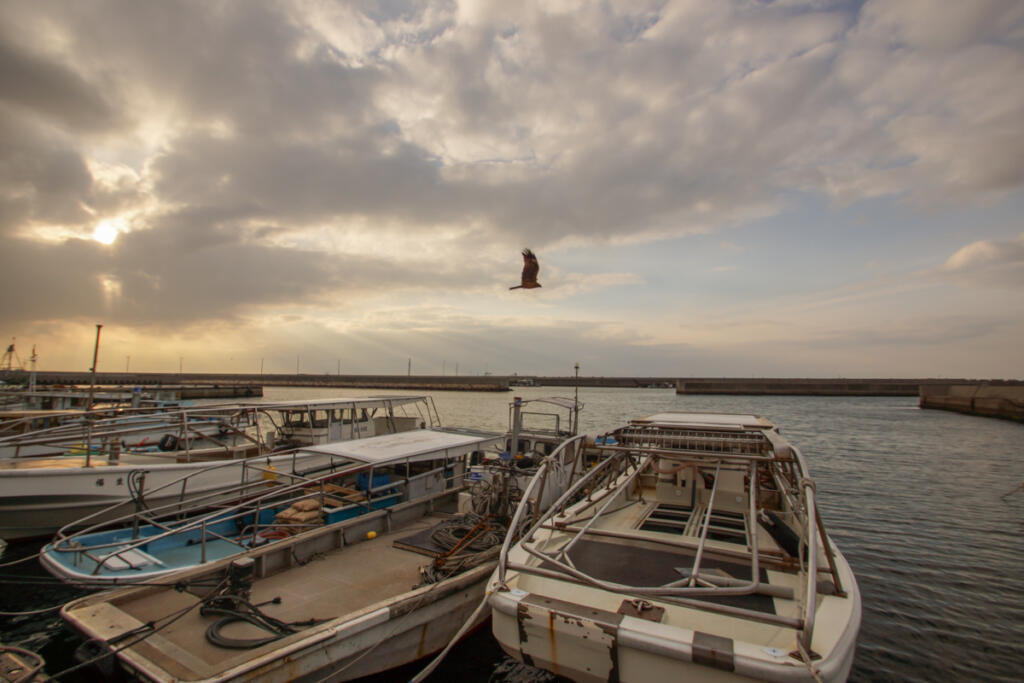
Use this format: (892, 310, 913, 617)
(633, 412, 771, 430)
(300, 428, 502, 465)
(254, 396, 428, 410)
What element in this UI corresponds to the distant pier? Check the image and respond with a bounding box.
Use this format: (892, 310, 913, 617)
(674, 378, 929, 396)
(919, 383, 1024, 423)
(2, 371, 511, 392)
(5, 373, 1022, 406)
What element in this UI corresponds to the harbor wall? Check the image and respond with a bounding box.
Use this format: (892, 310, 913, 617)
(6, 372, 1022, 402)
(1, 371, 511, 392)
(675, 378, 932, 396)
(919, 383, 1024, 422)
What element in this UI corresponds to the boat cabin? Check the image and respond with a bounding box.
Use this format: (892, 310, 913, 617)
(267, 397, 430, 447)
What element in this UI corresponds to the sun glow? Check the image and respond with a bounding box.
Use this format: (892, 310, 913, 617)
(92, 218, 122, 245)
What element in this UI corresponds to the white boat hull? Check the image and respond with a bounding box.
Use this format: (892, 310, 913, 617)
(490, 553, 861, 683)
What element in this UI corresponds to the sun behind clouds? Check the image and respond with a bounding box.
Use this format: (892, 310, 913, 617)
(91, 218, 121, 245)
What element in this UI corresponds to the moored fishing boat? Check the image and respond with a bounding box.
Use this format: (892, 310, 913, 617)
(58, 397, 591, 682)
(41, 427, 500, 585)
(0, 396, 437, 540)
(488, 412, 861, 682)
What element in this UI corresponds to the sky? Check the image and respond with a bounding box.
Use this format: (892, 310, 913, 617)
(1, 0, 1023, 379)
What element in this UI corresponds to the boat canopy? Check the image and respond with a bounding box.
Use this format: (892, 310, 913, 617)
(239, 395, 430, 411)
(301, 428, 501, 465)
(632, 412, 771, 429)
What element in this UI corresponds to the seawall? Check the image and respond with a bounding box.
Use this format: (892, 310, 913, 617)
(675, 378, 935, 396)
(1, 371, 511, 392)
(919, 383, 1024, 423)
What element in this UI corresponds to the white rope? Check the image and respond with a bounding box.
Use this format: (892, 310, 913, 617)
(408, 592, 490, 683)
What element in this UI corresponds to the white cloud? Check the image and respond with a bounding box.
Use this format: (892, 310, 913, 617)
(938, 233, 1024, 288)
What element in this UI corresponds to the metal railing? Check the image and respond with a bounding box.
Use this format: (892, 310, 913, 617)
(0, 395, 440, 461)
(51, 450, 475, 578)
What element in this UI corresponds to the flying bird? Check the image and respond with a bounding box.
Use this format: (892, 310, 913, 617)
(510, 248, 541, 290)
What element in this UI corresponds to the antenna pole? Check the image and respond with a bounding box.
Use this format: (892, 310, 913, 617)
(574, 362, 580, 435)
(29, 344, 37, 391)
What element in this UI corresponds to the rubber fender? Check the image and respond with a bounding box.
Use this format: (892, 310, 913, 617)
(759, 510, 803, 559)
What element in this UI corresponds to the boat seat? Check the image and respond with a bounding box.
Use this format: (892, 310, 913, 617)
(97, 547, 166, 571)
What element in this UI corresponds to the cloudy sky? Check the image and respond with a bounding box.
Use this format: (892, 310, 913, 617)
(2, 0, 1023, 378)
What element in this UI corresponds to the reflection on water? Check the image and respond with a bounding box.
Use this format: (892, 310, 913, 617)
(3, 386, 1023, 682)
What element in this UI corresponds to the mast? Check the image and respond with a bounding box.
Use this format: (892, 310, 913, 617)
(1, 338, 22, 372)
(28, 344, 37, 391)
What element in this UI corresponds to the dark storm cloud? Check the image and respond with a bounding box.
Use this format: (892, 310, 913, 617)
(0, 33, 121, 132)
(0, 217, 494, 327)
(149, 133, 455, 227)
(0, 108, 97, 233)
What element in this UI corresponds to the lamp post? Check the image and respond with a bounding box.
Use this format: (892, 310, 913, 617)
(87, 324, 103, 411)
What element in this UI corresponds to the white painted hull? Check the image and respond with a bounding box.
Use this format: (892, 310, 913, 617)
(490, 550, 861, 683)
(0, 420, 230, 459)
(217, 564, 493, 683)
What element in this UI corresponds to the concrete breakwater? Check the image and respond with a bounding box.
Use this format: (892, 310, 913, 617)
(3, 371, 511, 392)
(675, 378, 935, 396)
(919, 383, 1024, 423)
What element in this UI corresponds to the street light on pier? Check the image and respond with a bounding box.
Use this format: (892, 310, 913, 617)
(87, 324, 103, 411)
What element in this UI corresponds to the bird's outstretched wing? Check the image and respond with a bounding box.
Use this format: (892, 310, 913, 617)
(510, 248, 542, 289)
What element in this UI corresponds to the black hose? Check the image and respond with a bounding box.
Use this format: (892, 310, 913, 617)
(201, 594, 323, 650)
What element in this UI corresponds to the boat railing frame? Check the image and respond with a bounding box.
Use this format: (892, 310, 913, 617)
(51, 447, 478, 578)
(1, 395, 440, 460)
(496, 425, 842, 654)
(53, 453, 352, 544)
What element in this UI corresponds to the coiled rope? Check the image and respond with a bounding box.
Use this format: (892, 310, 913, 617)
(430, 513, 506, 553)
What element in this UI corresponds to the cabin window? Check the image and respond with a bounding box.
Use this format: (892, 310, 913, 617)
(408, 460, 440, 475)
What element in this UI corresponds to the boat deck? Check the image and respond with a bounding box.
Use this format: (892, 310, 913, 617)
(548, 536, 777, 614)
(67, 512, 450, 680)
(0, 454, 179, 470)
(519, 494, 806, 648)
(505, 481, 858, 660)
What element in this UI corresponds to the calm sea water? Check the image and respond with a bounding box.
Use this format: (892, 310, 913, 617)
(2, 387, 1022, 682)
